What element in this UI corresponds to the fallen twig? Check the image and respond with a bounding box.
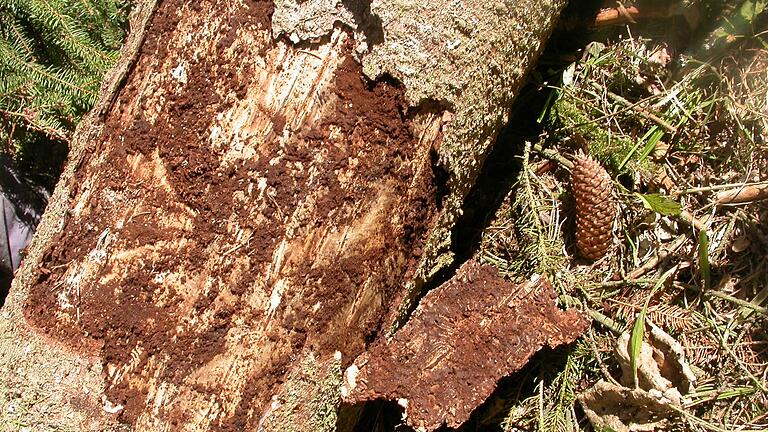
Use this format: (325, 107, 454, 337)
(586, 308, 623, 334)
(716, 183, 768, 205)
(587, 278, 655, 288)
(677, 281, 768, 317)
(586, 330, 622, 386)
(709, 290, 768, 317)
(532, 141, 574, 170)
(627, 235, 687, 279)
(594, 4, 678, 27)
(679, 181, 768, 195)
(679, 210, 707, 232)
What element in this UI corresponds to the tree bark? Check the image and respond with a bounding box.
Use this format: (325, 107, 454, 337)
(0, 0, 567, 430)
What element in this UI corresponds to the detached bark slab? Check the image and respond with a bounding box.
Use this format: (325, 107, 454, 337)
(1, 0, 568, 430)
(342, 261, 589, 430)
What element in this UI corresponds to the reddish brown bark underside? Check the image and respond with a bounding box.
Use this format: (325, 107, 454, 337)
(24, 0, 438, 428)
(344, 260, 590, 430)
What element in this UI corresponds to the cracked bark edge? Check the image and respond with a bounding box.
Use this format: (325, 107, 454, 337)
(341, 260, 590, 431)
(272, 0, 570, 333)
(367, 0, 569, 331)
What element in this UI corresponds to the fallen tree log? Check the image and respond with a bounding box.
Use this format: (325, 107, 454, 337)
(0, 0, 573, 430)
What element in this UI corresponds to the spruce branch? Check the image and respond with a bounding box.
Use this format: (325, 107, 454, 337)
(0, 0, 128, 147)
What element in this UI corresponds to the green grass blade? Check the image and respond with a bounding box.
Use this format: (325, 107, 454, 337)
(699, 230, 711, 291)
(638, 127, 664, 161)
(537, 89, 556, 124)
(629, 308, 646, 389)
(629, 266, 677, 389)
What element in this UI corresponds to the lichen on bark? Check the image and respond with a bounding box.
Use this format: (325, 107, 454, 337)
(259, 351, 343, 432)
(271, 0, 359, 42)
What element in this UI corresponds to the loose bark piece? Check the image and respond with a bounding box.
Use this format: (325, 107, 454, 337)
(593, 2, 699, 30)
(342, 260, 589, 431)
(594, 5, 674, 26)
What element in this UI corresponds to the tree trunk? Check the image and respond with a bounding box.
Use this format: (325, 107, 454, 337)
(0, 0, 567, 430)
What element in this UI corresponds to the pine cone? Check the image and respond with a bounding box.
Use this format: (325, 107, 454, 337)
(571, 153, 616, 260)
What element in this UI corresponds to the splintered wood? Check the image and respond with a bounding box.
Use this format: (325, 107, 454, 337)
(342, 260, 589, 430)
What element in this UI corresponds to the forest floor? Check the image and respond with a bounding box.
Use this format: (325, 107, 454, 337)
(460, 1, 768, 431)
